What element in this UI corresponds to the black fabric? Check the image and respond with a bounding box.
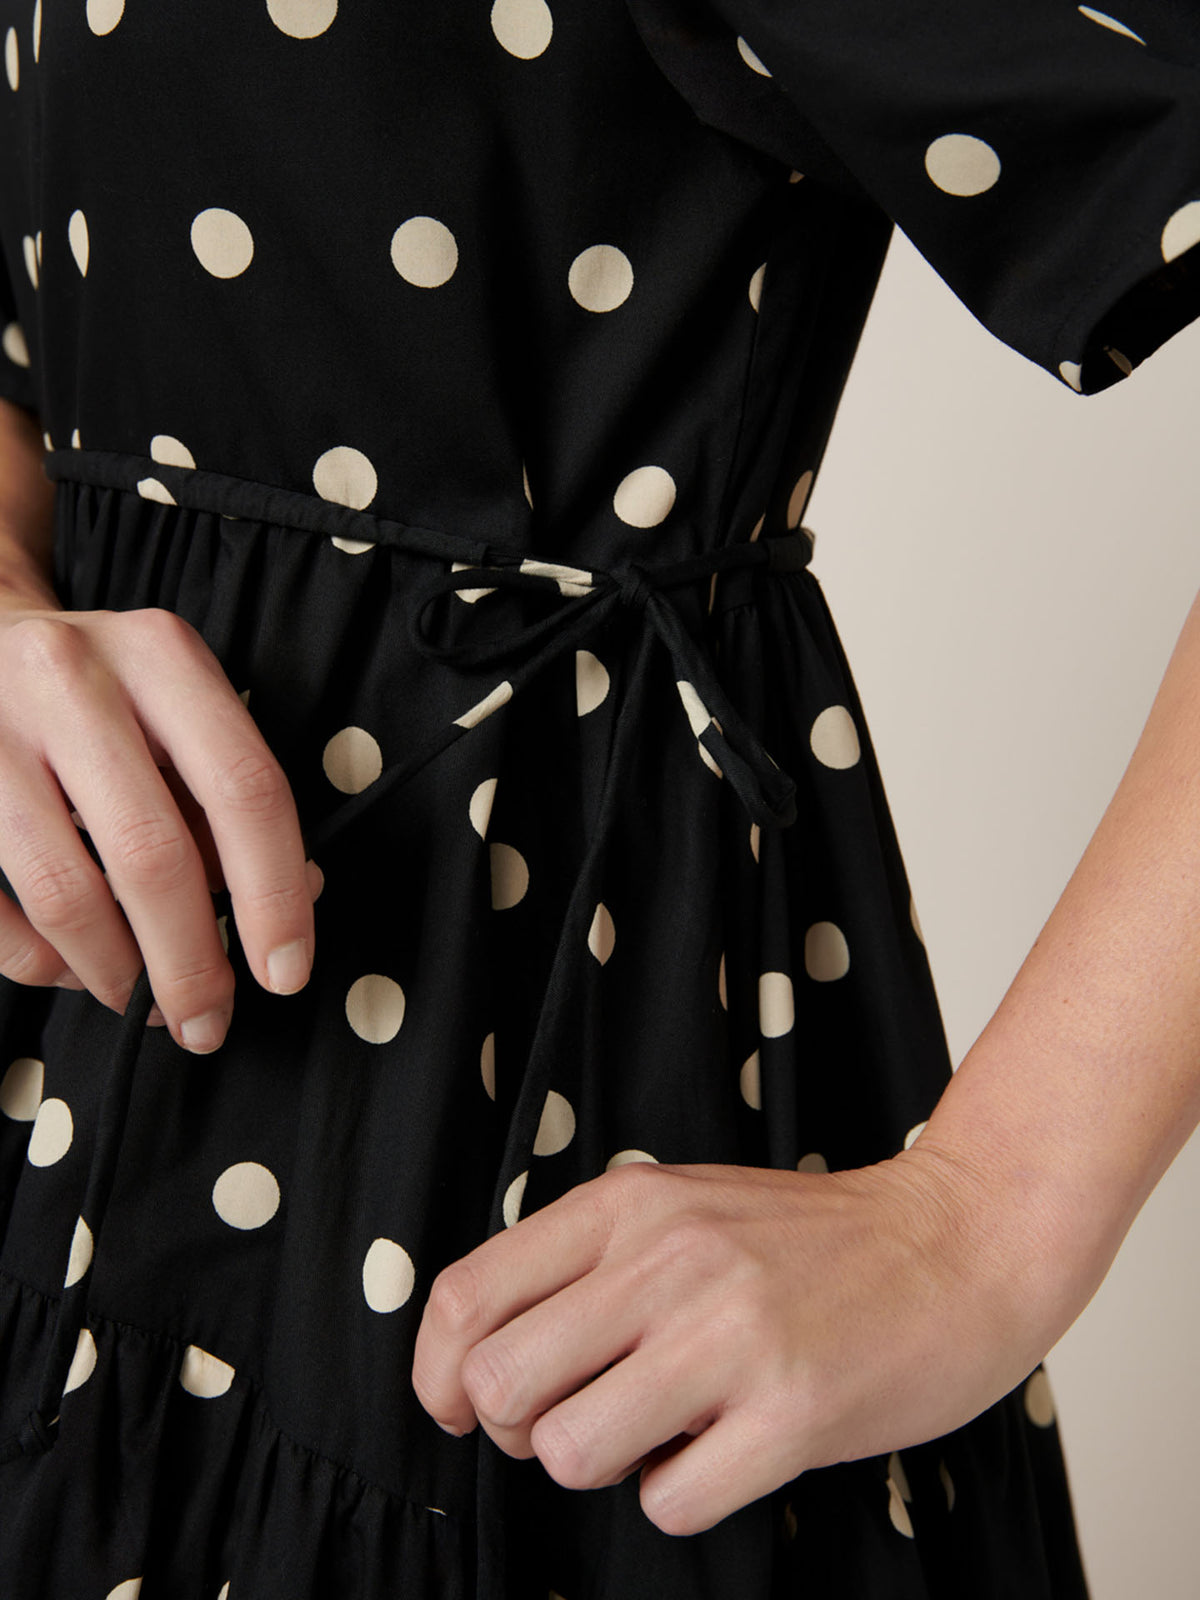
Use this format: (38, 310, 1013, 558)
(2, 1, 1196, 1595)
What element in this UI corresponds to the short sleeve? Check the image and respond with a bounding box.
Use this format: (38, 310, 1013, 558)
(624, 0, 1200, 396)
(0, 245, 37, 418)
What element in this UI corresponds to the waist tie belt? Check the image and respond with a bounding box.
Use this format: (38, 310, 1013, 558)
(0, 506, 814, 1512)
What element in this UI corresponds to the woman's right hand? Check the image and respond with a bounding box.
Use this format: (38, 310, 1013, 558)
(0, 601, 322, 1053)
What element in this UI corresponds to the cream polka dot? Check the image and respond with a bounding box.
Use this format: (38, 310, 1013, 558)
(805, 921, 850, 982)
(925, 133, 1001, 197)
(322, 725, 383, 794)
(718, 951, 727, 1009)
(71, 427, 81, 448)
(750, 822, 761, 863)
(87, 0, 124, 33)
(787, 470, 813, 529)
(136, 477, 176, 505)
(739, 1050, 761, 1110)
(3, 321, 29, 367)
(1078, 6, 1145, 43)
(218, 1585, 230, 1600)
(64, 1215, 93, 1287)
(606, 1148, 658, 1169)
(758, 971, 794, 1037)
(675, 679, 710, 738)
(1162, 200, 1200, 264)
(362, 1237, 416, 1313)
(588, 901, 615, 964)
(346, 974, 406, 1044)
(32, 0, 40, 60)
(1105, 345, 1133, 376)
(312, 444, 377, 508)
(939, 1458, 956, 1511)
(903, 1120, 928, 1151)
(1024, 1367, 1056, 1427)
(910, 895, 924, 944)
(736, 35, 771, 75)
(749, 512, 765, 542)
(889, 1451, 913, 1503)
(568, 243, 633, 313)
(150, 434, 195, 468)
(267, 0, 338, 38)
(491, 0, 553, 58)
(454, 680, 513, 729)
(522, 460, 533, 507)
(451, 561, 497, 602)
(1, 1054, 43, 1120)
(887, 1475, 914, 1538)
(533, 1088, 575, 1155)
(490, 842, 529, 909)
(748, 262, 765, 312)
(180, 1344, 235, 1398)
(502, 1169, 528, 1227)
(576, 649, 610, 715)
(28, 1096, 73, 1166)
(5, 28, 17, 91)
(810, 706, 860, 769)
(41, 429, 51, 451)
(797, 1151, 829, 1174)
(63, 1326, 97, 1394)
(1058, 360, 1083, 392)
(67, 209, 89, 275)
(331, 535, 376, 555)
(34, 229, 41, 267)
(614, 464, 675, 527)
(22, 233, 37, 288)
(106, 1581, 141, 1600)
(480, 1031, 496, 1099)
(191, 208, 254, 278)
(212, 1161, 280, 1230)
(391, 216, 458, 288)
(470, 776, 498, 838)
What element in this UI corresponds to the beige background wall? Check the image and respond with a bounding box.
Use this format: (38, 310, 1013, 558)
(806, 227, 1200, 1599)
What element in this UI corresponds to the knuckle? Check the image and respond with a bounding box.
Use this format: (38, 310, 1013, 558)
(128, 606, 196, 650)
(19, 852, 97, 931)
(531, 1412, 596, 1489)
(649, 1216, 715, 1273)
(0, 935, 63, 988)
(461, 1341, 522, 1427)
(211, 752, 289, 817)
(4, 615, 86, 677)
(426, 1264, 483, 1339)
(108, 813, 191, 885)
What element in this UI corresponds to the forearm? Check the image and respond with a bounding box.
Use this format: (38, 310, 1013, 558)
(0, 395, 58, 610)
(914, 583, 1200, 1351)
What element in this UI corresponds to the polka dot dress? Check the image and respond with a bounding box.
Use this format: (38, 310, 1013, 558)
(0, 0, 1197, 1595)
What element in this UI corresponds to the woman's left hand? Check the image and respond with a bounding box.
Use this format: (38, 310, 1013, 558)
(411, 1151, 1053, 1536)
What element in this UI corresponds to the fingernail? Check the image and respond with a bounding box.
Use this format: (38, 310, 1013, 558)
(305, 859, 324, 902)
(437, 1421, 465, 1437)
(181, 1009, 229, 1053)
(54, 971, 86, 991)
(267, 937, 310, 995)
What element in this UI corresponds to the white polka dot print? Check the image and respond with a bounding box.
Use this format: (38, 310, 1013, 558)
(323, 725, 383, 794)
(218, 1585, 230, 1600)
(889, 1451, 913, 1504)
(331, 535, 376, 555)
(470, 776, 498, 838)
(533, 1088, 575, 1155)
(1077, 6, 1145, 43)
(748, 262, 765, 312)
(1058, 360, 1083, 392)
(312, 444, 378, 508)
(191, 208, 255, 278)
(212, 1161, 280, 1230)
(70, 427, 81, 448)
(903, 1120, 927, 1150)
(587, 901, 615, 964)
(522, 460, 533, 507)
(939, 1459, 957, 1511)
(451, 561, 498, 602)
(502, 1169, 528, 1227)
(490, 842, 529, 909)
(736, 35, 771, 75)
(0, 1054, 43, 1120)
(362, 1237, 416, 1313)
(391, 216, 458, 287)
(717, 950, 727, 1009)
(22, 232, 37, 289)
(150, 434, 195, 468)
(68, 209, 88, 275)
(105, 1581, 142, 1600)
(796, 1151, 829, 1174)
(925, 133, 1001, 197)
(2, 321, 29, 367)
(1024, 1367, 1056, 1427)
(64, 1215, 93, 1287)
(568, 244, 633, 312)
(34, 230, 41, 268)
(346, 974, 406, 1043)
(575, 649, 610, 715)
(27, 1096, 73, 1166)
(87, 0, 124, 35)
(491, 0, 553, 59)
(606, 1148, 658, 1169)
(613, 464, 676, 527)
(787, 470, 813, 529)
(910, 895, 924, 944)
(1162, 200, 1200, 264)
(805, 921, 850, 982)
(810, 706, 860, 769)
(180, 1344, 235, 1398)
(454, 680, 514, 729)
(136, 478, 176, 505)
(480, 1031, 496, 1099)
(887, 1474, 914, 1538)
(64, 1326, 97, 1394)
(268, 0, 338, 39)
(5, 29, 17, 92)
(31, 0, 39, 60)
(758, 971, 794, 1037)
(740, 1049, 761, 1109)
